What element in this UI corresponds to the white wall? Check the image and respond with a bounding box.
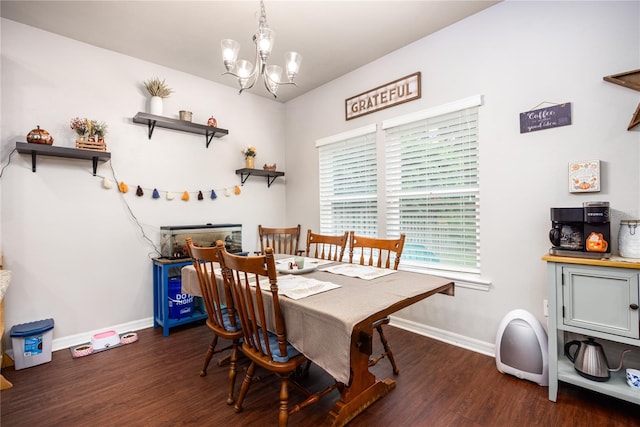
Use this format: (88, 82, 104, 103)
(284, 1, 640, 351)
(0, 19, 287, 346)
(2, 1, 639, 356)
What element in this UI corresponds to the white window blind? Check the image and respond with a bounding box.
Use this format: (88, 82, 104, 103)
(317, 96, 481, 275)
(384, 106, 480, 273)
(318, 131, 377, 237)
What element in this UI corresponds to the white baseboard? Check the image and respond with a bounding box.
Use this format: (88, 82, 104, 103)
(390, 316, 496, 358)
(7, 316, 494, 362)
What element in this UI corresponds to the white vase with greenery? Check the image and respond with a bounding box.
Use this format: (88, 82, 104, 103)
(144, 77, 173, 116)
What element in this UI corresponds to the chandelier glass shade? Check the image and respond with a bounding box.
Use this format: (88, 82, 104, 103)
(221, 1, 302, 98)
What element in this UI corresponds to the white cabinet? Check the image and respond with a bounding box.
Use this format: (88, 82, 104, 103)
(544, 255, 640, 404)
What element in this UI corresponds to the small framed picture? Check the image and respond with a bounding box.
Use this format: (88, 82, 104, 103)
(569, 160, 600, 193)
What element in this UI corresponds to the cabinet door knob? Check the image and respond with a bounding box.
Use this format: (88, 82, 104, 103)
(630, 304, 639, 310)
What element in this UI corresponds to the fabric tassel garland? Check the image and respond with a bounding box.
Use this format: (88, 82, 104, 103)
(152, 189, 160, 199)
(119, 181, 129, 193)
(136, 186, 144, 197)
(210, 190, 217, 200)
(197, 190, 204, 200)
(234, 185, 241, 195)
(181, 191, 190, 201)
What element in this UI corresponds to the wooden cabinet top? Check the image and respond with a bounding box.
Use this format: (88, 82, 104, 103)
(542, 254, 640, 270)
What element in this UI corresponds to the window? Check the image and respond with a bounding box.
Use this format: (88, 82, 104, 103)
(317, 96, 482, 275)
(317, 125, 378, 237)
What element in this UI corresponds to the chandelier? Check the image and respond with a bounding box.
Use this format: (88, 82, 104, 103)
(221, 0, 302, 98)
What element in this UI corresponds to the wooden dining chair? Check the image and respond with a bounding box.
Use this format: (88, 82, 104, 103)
(305, 230, 349, 262)
(185, 237, 243, 405)
(216, 241, 338, 427)
(348, 232, 406, 375)
(257, 224, 304, 255)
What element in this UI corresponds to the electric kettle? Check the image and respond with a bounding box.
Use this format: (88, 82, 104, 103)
(564, 337, 631, 382)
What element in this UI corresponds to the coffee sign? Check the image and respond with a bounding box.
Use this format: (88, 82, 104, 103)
(345, 72, 421, 121)
(520, 103, 572, 133)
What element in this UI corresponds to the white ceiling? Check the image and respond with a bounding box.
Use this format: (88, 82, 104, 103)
(0, 1, 500, 102)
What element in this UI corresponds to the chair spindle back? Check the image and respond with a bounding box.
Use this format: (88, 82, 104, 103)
(217, 242, 289, 362)
(349, 232, 406, 270)
(186, 237, 239, 334)
(258, 224, 302, 255)
(305, 230, 349, 262)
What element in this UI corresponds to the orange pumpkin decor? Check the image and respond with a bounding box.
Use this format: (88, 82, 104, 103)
(586, 232, 608, 252)
(26, 125, 54, 145)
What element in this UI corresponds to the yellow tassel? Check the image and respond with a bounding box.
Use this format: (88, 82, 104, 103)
(181, 191, 190, 201)
(234, 185, 241, 195)
(119, 181, 129, 193)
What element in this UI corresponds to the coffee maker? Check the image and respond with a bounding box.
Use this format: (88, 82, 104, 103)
(549, 201, 611, 259)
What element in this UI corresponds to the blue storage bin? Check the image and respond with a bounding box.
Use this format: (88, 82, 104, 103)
(10, 318, 54, 370)
(168, 277, 194, 319)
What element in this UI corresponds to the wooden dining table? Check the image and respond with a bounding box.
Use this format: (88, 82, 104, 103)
(181, 257, 454, 426)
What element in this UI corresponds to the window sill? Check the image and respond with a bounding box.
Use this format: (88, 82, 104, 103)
(399, 265, 491, 291)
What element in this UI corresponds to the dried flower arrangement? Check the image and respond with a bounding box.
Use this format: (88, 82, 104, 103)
(91, 121, 108, 137)
(70, 117, 89, 136)
(143, 77, 173, 98)
(241, 145, 257, 158)
(70, 116, 108, 151)
(70, 117, 108, 137)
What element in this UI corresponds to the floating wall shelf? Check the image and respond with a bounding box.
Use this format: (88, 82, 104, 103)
(235, 168, 284, 188)
(16, 142, 111, 176)
(132, 112, 229, 148)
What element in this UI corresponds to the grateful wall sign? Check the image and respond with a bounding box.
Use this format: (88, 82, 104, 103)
(519, 103, 572, 133)
(345, 72, 421, 121)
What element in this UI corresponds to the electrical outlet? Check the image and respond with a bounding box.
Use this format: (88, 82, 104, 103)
(543, 299, 549, 317)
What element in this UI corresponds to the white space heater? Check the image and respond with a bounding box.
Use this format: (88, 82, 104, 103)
(495, 309, 549, 386)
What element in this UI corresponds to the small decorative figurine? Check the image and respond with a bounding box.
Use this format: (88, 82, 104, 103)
(207, 116, 217, 127)
(586, 232, 608, 252)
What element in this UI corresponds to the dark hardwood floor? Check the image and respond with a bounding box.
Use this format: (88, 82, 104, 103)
(1, 323, 638, 426)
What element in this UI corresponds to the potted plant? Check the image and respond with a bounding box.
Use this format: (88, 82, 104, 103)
(90, 120, 108, 142)
(70, 117, 89, 141)
(70, 117, 108, 150)
(143, 77, 173, 116)
(242, 145, 257, 169)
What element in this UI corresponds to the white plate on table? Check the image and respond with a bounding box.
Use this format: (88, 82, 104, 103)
(276, 264, 318, 275)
